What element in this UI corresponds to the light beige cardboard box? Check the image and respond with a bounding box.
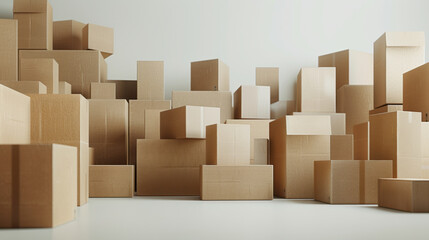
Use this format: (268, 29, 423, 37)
(58, 81, 71, 94)
(337, 85, 373, 134)
(89, 165, 134, 198)
(369, 104, 402, 115)
(331, 135, 353, 160)
(378, 178, 429, 212)
(421, 122, 429, 178)
(91, 82, 116, 99)
(83, 24, 114, 58)
(53, 20, 85, 50)
(136, 139, 205, 196)
(254, 138, 269, 165)
(256, 67, 279, 103)
(319, 49, 373, 90)
(293, 112, 345, 135)
(145, 109, 163, 139)
(206, 124, 250, 166)
(20, 58, 58, 93)
(1, 81, 46, 95)
(191, 59, 229, 91)
(19, 50, 107, 98)
(0, 144, 77, 228)
(0, 85, 30, 144)
(13, 0, 53, 50)
(404, 62, 429, 121)
(89, 100, 128, 165)
(234, 85, 270, 119)
(160, 106, 220, 139)
(200, 165, 273, 200)
(374, 32, 425, 108)
(296, 67, 336, 113)
(137, 61, 164, 100)
(106, 80, 137, 101)
(0, 19, 18, 81)
(353, 122, 370, 160)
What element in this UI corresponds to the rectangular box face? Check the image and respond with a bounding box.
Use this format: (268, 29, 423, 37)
(253, 138, 269, 165)
(82, 24, 114, 58)
(191, 59, 229, 91)
(270, 101, 287, 120)
(403, 63, 429, 121)
(13, 0, 49, 12)
(91, 82, 116, 99)
(370, 105, 403, 115)
(20, 58, 58, 93)
(59, 81, 71, 94)
(137, 61, 164, 100)
(53, 20, 85, 50)
(234, 86, 270, 119)
(330, 135, 353, 160)
(353, 122, 369, 160)
(0, 81, 47, 95)
(292, 112, 344, 135)
(200, 165, 273, 200)
(0, 19, 18, 81)
(106, 80, 137, 101)
(144, 109, 163, 139)
(256, 67, 279, 103)
(89, 165, 134, 198)
(284, 115, 332, 135)
(363, 161, 393, 204)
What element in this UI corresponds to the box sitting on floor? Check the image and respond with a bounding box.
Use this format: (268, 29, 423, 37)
(89, 165, 134, 198)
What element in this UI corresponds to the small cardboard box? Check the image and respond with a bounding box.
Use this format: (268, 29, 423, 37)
(53, 20, 85, 50)
(20, 58, 59, 94)
(206, 124, 251, 166)
(404, 62, 429, 121)
(145, 109, 163, 139)
(160, 106, 220, 139)
(0, 144, 77, 228)
(137, 61, 164, 100)
(369, 105, 402, 115)
(191, 59, 229, 91)
(256, 67, 279, 103)
(330, 135, 353, 160)
(234, 85, 270, 119)
(82, 24, 114, 58)
(0, 19, 18, 81)
(89, 165, 134, 198)
(378, 178, 429, 212)
(354, 122, 370, 160)
(200, 165, 273, 200)
(293, 112, 345, 135)
(0, 81, 47, 95)
(106, 80, 137, 101)
(59, 81, 71, 94)
(91, 82, 116, 99)
(254, 138, 269, 165)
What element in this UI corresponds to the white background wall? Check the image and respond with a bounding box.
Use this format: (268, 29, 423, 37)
(2, 0, 429, 100)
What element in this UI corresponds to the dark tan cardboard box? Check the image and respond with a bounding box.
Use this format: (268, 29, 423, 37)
(191, 59, 229, 91)
(82, 24, 114, 58)
(20, 58, 58, 93)
(137, 61, 164, 100)
(369, 104, 402, 115)
(1, 81, 47, 95)
(53, 20, 85, 50)
(0, 19, 18, 81)
(91, 82, 116, 99)
(354, 122, 370, 160)
(89, 165, 134, 198)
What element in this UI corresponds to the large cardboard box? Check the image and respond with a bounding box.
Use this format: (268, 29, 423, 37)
(0, 81, 46, 95)
(106, 80, 137, 101)
(0, 144, 77, 228)
(0, 19, 18, 81)
(330, 135, 353, 160)
(137, 61, 164, 100)
(354, 122, 370, 160)
(234, 85, 270, 119)
(254, 138, 269, 165)
(89, 165, 134, 198)
(421, 122, 429, 178)
(369, 104, 402, 115)
(374, 32, 425, 108)
(296, 67, 336, 113)
(20, 58, 59, 94)
(19, 50, 107, 98)
(200, 165, 273, 200)
(91, 82, 116, 99)
(136, 139, 206, 196)
(53, 20, 85, 50)
(172, 91, 232, 123)
(378, 178, 429, 212)
(256, 67, 279, 103)
(160, 106, 220, 139)
(337, 85, 373, 134)
(0, 85, 30, 144)
(191, 59, 229, 91)
(82, 24, 114, 58)
(403, 62, 429, 121)
(144, 109, 163, 139)
(58, 81, 71, 94)
(293, 112, 345, 135)
(318, 49, 373, 90)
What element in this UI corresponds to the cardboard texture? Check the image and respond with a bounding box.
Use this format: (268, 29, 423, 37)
(200, 165, 273, 200)
(0, 81, 47, 95)
(296, 67, 336, 113)
(293, 112, 345, 135)
(19, 50, 107, 98)
(0, 144, 77, 228)
(160, 106, 220, 139)
(403, 62, 429, 121)
(137, 61, 164, 100)
(136, 139, 206, 196)
(13, 0, 50, 13)
(330, 135, 353, 160)
(82, 24, 114, 58)
(270, 101, 286, 119)
(58, 81, 71, 94)
(206, 124, 251, 166)
(337, 85, 373, 134)
(234, 85, 270, 119)
(378, 178, 429, 212)
(144, 109, 163, 139)
(20, 58, 59, 94)
(191, 59, 229, 91)
(91, 82, 116, 99)
(286, 100, 296, 115)
(53, 20, 85, 50)
(89, 147, 94, 165)
(254, 138, 269, 165)
(370, 104, 403, 115)
(354, 122, 370, 160)
(421, 122, 429, 178)
(89, 165, 134, 198)
(0, 19, 18, 81)
(256, 67, 279, 103)
(106, 80, 137, 101)
(374, 32, 425, 108)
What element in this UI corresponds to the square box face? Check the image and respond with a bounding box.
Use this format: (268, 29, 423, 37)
(234, 86, 270, 119)
(191, 59, 229, 91)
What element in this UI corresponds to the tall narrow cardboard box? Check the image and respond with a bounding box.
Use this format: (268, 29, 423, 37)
(0, 19, 18, 81)
(137, 61, 164, 100)
(256, 67, 279, 103)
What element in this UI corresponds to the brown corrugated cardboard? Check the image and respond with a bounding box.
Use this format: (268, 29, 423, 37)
(59, 81, 71, 94)
(89, 165, 134, 198)
(403, 62, 429, 121)
(90, 82, 116, 99)
(137, 61, 164, 100)
(421, 123, 429, 178)
(19, 50, 107, 98)
(296, 67, 336, 113)
(256, 67, 279, 103)
(369, 104, 403, 115)
(106, 80, 137, 101)
(337, 85, 373, 134)
(144, 109, 163, 140)
(286, 100, 296, 115)
(20, 58, 58, 93)
(0, 81, 47, 95)
(330, 135, 353, 160)
(0, 19, 18, 81)
(354, 122, 370, 160)
(254, 138, 269, 165)
(0, 144, 77, 228)
(278, 115, 332, 135)
(191, 59, 229, 91)
(362, 160, 393, 204)
(136, 139, 206, 196)
(200, 165, 273, 200)
(378, 178, 429, 212)
(53, 20, 85, 50)
(234, 85, 270, 119)
(82, 24, 114, 58)
(89, 147, 94, 165)
(293, 112, 345, 135)
(13, 0, 49, 12)
(374, 32, 425, 108)
(160, 106, 220, 139)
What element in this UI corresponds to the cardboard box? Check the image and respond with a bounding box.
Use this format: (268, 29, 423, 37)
(91, 82, 116, 99)
(19, 50, 107, 98)
(403, 62, 429, 121)
(330, 135, 353, 160)
(378, 178, 429, 212)
(145, 109, 163, 139)
(89, 100, 128, 165)
(286, 100, 296, 115)
(160, 106, 220, 139)
(318, 49, 373, 90)
(0, 85, 30, 144)
(0, 19, 18, 81)
(256, 67, 279, 103)
(254, 138, 269, 165)
(0, 81, 46, 95)
(374, 32, 425, 108)
(354, 122, 370, 160)
(20, 58, 59, 93)
(270, 101, 286, 119)
(0, 144, 77, 228)
(59, 81, 71, 94)
(337, 85, 373, 134)
(293, 112, 345, 135)
(136, 139, 206, 196)
(369, 104, 403, 115)
(234, 85, 270, 119)
(89, 147, 94, 165)
(191, 59, 229, 91)
(13, 0, 50, 12)
(421, 122, 429, 178)
(89, 165, 134, 198)
(370, 111, 422, 178)
(296, 67, 336, 113)
(200, 165, 273, 200)
(82, 24, 114, 58)
(137, 61, 164, 100)
(106, 80, 137, 101)
(53, 20, 85, 50)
